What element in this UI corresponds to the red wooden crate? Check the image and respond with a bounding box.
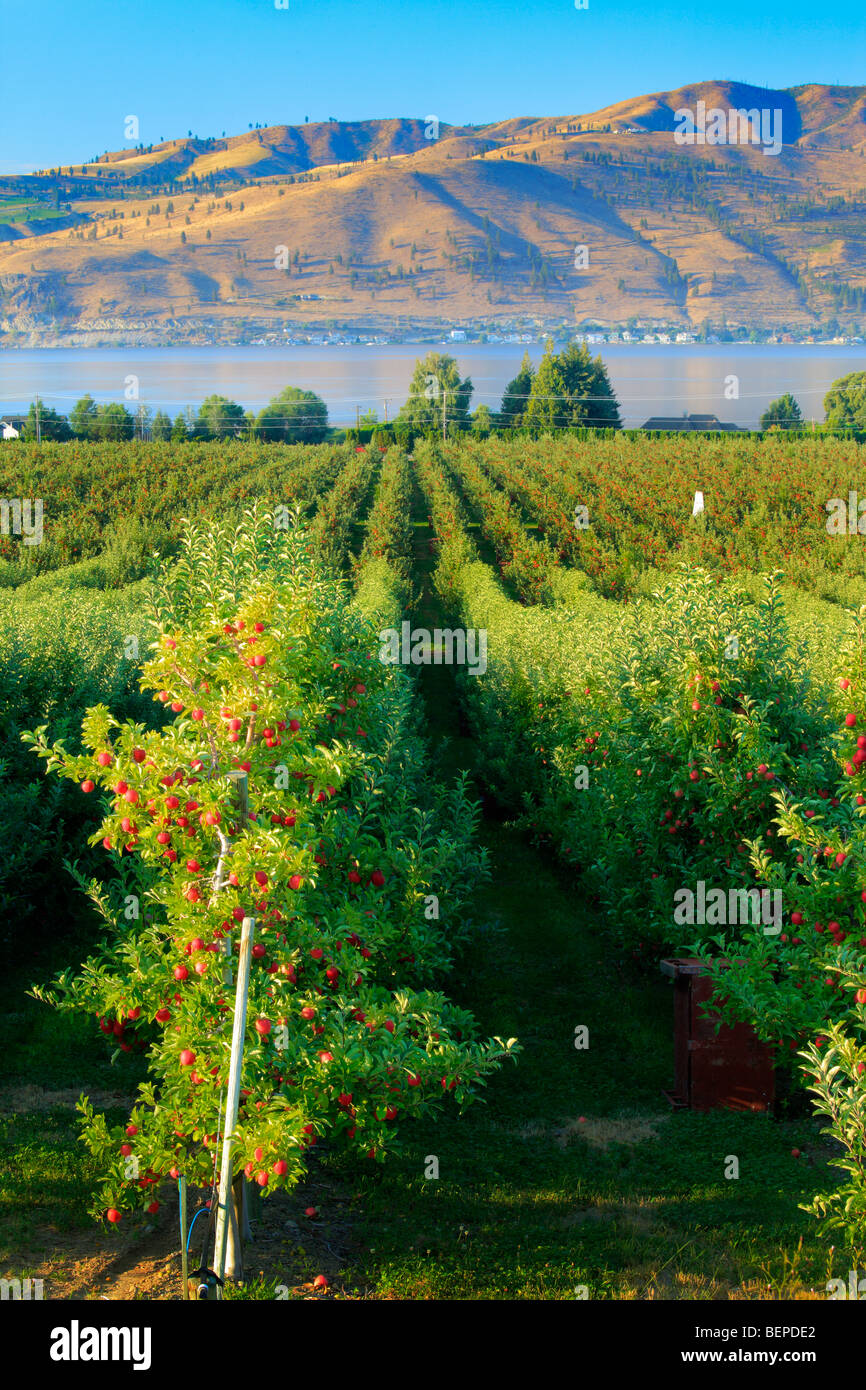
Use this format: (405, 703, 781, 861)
(660, 958, 775, 1113)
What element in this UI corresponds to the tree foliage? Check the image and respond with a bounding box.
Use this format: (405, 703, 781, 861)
(759, 392, 803, 431)
(523, 340, 621, 430)
(825, 372, 866, 433)
(397, 353, 472, 433)
(498, 351, 534, 430)
(256, 386, 329, 444)
(194, 395, 246, 440)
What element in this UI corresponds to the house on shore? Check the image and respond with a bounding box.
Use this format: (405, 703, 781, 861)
(640, 413, 744, 433)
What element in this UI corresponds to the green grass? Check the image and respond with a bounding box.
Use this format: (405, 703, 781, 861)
(0, 915, 148, 1269)
(323, 823, 835, 1299)
(0, 199, 60, 225)
(0, 1109, 120, 1263)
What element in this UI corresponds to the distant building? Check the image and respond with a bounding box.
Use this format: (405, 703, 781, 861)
(450, 329, 467, 341)
(1, 419, 21, 440)
(641, 413, 744, 433)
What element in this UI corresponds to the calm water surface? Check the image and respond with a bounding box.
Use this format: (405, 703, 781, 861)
(1, 343, 864, 430)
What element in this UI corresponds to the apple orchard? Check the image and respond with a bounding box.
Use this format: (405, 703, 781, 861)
(27, 512, 516, 1226)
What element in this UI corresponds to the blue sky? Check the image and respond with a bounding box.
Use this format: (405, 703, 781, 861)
(2, 0, 864, 172)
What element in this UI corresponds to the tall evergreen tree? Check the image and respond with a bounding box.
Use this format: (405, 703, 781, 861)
(759, 393, 803, 430)
(498, 351, 535, 429)
(151, 409, 172, 441)
(21, 403, 71, 442)
(524, 339, 621, 430)
(70, 394, 99, 439)
(522, 340, 568, 430)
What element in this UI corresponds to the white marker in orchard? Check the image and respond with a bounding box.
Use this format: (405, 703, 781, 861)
(692, 491, 705, 518)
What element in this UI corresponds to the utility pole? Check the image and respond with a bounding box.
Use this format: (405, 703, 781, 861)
(383, 399, 389, 424)
(356, 404, 360, 428)
(35, 393, 41, 445)
(442, 387, 447, 443)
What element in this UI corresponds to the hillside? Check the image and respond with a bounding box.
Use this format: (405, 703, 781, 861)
(2, 81, 866, 343)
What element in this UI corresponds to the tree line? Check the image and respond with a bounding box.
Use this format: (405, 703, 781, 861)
(6, 385, 330, 444)
(5, 353, 866, 443)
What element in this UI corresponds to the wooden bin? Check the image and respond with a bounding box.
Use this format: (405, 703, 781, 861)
(660, 957, 775, 1113)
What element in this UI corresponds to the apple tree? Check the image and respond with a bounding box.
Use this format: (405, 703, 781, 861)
(27, 508, 517, 1224)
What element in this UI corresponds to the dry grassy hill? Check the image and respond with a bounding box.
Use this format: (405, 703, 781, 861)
(2, 81, 866, 343)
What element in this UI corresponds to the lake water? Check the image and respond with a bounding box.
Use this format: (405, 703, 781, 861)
(1, 343, 864, 430)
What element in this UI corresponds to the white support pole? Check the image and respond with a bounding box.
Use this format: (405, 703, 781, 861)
(179, 1176, 189, 1300)
(223, 771, 249, 985)
(213, 914, 256, 1293)
(219, 769, 254, 1263)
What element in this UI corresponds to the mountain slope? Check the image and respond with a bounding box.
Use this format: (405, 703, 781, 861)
(2, 81, 866, 342)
